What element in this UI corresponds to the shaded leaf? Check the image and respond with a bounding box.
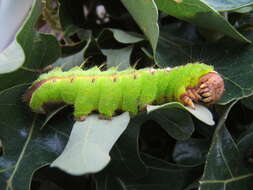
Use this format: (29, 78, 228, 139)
(53, 31, 92, 71)
(149, 108, 195, 140)
(199, 102, 253, 189)
(124, 153, 199, 190)
(107, 114, 147, 179)
(173, 138, 210, 165)
(102, 46, 133, 70)
(121, 0, 159, 54)
(155, 0, 250, 42)
(0, 84, 72, 190)
(241, 95, 253, 110)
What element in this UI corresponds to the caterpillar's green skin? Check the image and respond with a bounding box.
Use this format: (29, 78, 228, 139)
(26, 63, 213, 119)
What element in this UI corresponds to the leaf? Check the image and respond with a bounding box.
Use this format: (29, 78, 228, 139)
(0, 84, 71, 190)
(124, 154, 199, 190)
(53, 31, 92, 71)
(199, 102, 253, 189)
(121, 0, 159, 54)
(149, 108, 195, 140)
(104, 28, 144, 44)
(147, 102, 215, 126)
(155, 0, 250, 43)
(51, 112, 130, 176)
(102, 46, 133, 70)
(41, 105, 68, 129)
(173, 138, 210, 165)
(0, 0, 61, 90)
(0, 0, 32, 51)
(0, 40, 25, 74)
(241, 95, 253, 110)
(95, 153, 199, 190)
(106, 114, 147, 179)
(203, 0, 253, 11)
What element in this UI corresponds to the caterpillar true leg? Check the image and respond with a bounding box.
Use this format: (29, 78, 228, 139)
(180, 95, 195, 109)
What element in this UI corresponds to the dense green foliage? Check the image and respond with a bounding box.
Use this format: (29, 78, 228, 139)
(1, 0, 253, 189)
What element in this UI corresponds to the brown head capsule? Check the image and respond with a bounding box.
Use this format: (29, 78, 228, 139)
(197, 72, 225, 104)
(181, 72, 224, 108)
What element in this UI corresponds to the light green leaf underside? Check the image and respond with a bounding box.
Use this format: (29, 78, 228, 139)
(203, 0, 253, 11)
(0, 41, 25, 74)
(106, 28, 144, 44)
(51, 112, 130, 176)
(147, 102, 215, 126)
(102, 46, 133, 70)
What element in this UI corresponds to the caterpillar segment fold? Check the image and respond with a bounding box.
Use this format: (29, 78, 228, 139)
(24, 63, 225, 119)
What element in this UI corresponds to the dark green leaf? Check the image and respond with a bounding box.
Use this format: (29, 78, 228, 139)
(124, 154, 199, 190)
(107, 114, 147, 179)
(173, 138, 210, 165)
(150, 108, 195, 140)
(199, 102, 253, 189)
(241, 95, 253, 110)
(0, 85, 72, 190)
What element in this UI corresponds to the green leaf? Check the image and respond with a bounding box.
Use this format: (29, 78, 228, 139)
(155, 0, 250, 43)
(241, 95, 253, 110)
(107, 114, 147, 179)
(51, 113, 130, 176)
(0, 84, 71, 190)
(173, 138, 210, 165)
(53, 31, 92, 71)
(121, 0, 159, 54)
(0, 0, 61, 90)
(199, 102, 253, 189)
(102, 46, 133, 70)
(147, 102, 215, 126)
(95, 153, 199, 190)
(124, 154, 199, 190)
(149, 108, 195, 140)
(204, 0, 253, 11)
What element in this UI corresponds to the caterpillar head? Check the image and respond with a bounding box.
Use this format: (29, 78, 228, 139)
(181, 72, 224, 108)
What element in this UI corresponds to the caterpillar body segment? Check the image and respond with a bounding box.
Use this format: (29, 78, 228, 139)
(24, 63, 224, 120)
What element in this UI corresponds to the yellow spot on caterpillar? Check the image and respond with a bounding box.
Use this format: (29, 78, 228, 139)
(174, 0, 182, 3)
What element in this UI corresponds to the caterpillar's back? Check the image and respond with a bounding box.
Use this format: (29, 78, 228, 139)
(24, 63, 224, 120)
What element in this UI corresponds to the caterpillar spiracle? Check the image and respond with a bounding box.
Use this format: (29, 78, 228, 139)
(23, 63, 224, 121)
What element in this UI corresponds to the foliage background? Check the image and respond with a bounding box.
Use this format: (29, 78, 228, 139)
(1, 0, 253, 189)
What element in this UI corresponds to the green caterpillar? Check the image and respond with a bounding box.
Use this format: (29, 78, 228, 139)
(24, 63, 224, 120)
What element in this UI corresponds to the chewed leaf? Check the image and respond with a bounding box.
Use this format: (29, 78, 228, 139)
(147, 102, 215, 126)
(50, 112, 130, 175)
